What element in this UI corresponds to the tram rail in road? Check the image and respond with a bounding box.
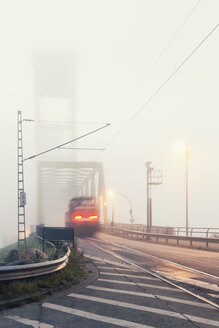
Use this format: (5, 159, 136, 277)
(1, 233, 219, 328)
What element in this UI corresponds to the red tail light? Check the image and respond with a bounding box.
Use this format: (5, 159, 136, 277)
(74, 215, 82, 220)
(89, 215, 98, 220)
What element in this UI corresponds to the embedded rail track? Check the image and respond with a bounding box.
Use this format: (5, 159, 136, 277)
(83, 235, 219, 310)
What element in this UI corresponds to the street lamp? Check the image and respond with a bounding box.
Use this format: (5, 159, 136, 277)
(109, 191, 134, 225)
(173, 141, 189, 236)
(185, 144, 189, 237)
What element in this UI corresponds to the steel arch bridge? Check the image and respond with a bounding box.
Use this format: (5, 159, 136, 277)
(37, 161, 108, 227)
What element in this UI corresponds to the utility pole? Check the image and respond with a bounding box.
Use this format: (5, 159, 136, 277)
(17, 111, 26, 247)
(145, 162, 162, 232)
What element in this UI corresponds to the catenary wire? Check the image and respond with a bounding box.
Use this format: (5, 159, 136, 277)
(94, 0, 202, 156)
(102, 23, 218, 151)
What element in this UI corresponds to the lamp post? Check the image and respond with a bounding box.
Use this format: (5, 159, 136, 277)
(173, 141, 189, 236)
(185, 144, 189, 237)
(109, 191, 134, 225)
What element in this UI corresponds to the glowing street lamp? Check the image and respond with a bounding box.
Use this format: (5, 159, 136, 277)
(109, 190, 134, 224)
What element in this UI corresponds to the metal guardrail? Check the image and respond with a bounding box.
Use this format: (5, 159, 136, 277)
(102, 225, 219, 248)
(112, 223, 219, 239)
(0, 245, 70, 281)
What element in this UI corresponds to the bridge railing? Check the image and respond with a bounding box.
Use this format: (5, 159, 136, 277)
(109, 223, 219, 238)
(101, 223, 219, 249)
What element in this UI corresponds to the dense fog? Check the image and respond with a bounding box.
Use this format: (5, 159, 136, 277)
(0, 0, 219, 247)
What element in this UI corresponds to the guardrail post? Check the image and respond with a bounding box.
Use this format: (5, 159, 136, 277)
(177, 227, 180, 245)
(206, 228, 210, 248)
(206, 228, 210, 238)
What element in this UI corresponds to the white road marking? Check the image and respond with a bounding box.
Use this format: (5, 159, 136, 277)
(97, 266, 139, 272)
(68, 293, 219, 326)
(5, 315, 54, 328)
(85, 254, 132, 268)
(209, 293, 219, 298)
(156, 270, 219, 293)
(98, 278, 182, 291)
(43, 302, 156, 328)
(68, 292, 185, 320)
(87, 286, 213, 309)
(87, 285, 154, 299)
(186, 314, 219, 327)
(100, 272, 158, 280)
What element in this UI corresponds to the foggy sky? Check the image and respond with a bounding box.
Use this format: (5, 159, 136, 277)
(0, 0, 219, 247)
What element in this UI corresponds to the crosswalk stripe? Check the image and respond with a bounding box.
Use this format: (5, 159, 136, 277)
(5, 315, 54, 328)
(68, 293, 184, 320)
(68, 293, 219, 326)
(208, 293, 219, 298)
(87, 286, 212, 309)
(98, 278, 182, 291)
(97, 266, 138, 272)
(100, 272, 158, 280)
(87, 285, 155, 298)
(43, 302, 156, 328)
(186, 314, 219, 327)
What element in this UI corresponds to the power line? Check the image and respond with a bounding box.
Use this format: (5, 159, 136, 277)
(104, 23, 218, 150)
(23, 119, 108, 126)
(24, 123, 110, 161)
(60, 147, 105, 151)
(95, 1, 202, 152)
(111, 0, 202, 125)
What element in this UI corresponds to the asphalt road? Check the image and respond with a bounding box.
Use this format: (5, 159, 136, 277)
(0, 233, 218, 328)
(92, 232, 219, 284)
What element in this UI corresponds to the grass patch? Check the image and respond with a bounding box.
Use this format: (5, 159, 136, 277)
(0, 243, 17, 262)
(0, 235, 63, 263)
(0, 247, 84, 305)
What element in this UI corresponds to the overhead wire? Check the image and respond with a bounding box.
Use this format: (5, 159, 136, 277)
(93, 0, 202, 160)
(110, 0, 202, 125)
(103, 23, 218, 151)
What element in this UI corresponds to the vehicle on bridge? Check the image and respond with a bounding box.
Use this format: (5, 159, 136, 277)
(65, 197, 99, 236)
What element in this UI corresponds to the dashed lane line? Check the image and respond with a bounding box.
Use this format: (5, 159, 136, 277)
(42, 302, 156, 328)
(5, 316, 54, 328)
(100, 272, 158, 280)
(98, 278, 183, 291)
(87, 286, 213, 309)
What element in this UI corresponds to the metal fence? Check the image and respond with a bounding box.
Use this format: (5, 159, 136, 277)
(112, 223, 219, 238)
(102, 223, 219, 249)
